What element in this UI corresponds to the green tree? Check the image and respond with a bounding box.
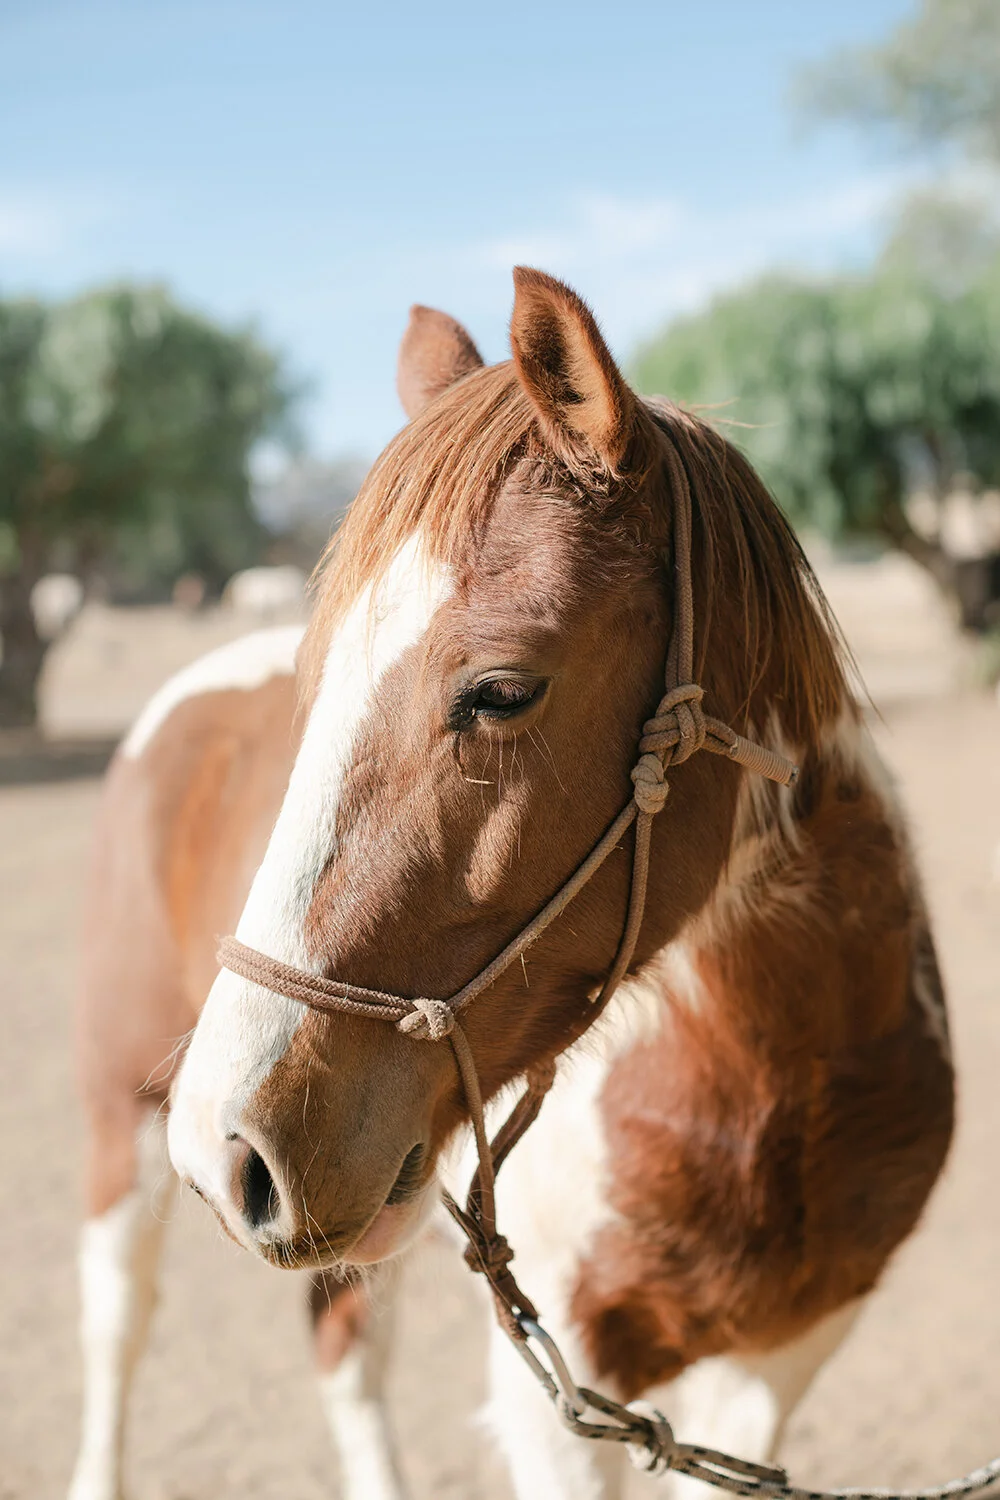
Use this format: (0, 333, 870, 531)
(879, 187, 1000, 294)
(798, 0, 1000, 163)
(0, 285, 295, 726)
(631, 264, 1000, 608)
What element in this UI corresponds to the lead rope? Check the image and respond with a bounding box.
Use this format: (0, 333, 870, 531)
(217, 431, 998, 1497)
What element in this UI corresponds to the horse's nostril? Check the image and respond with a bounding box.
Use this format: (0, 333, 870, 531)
(241, 1146, 280, 1229)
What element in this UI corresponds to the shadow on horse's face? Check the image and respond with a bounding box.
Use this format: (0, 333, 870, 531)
(167, 270, 674, 1269)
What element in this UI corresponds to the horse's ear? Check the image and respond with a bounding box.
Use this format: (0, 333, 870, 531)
(509, 267, 636, 471)
(397, 305, 484, 419)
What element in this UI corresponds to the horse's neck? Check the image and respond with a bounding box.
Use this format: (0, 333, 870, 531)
(642, 703, 920, 1060)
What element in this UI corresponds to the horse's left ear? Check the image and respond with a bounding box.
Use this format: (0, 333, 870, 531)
(510, 266, 636, 471)
(397, 305, 484, 419)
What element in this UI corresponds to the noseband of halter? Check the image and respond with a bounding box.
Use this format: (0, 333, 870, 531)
(217, 422, 798, 1336)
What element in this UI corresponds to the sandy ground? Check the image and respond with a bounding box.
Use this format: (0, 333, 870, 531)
(2, 558, 999, 1499)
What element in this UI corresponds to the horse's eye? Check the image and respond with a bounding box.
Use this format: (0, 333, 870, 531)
(474, 678, 540, 716)
(450, 675, 545, 728)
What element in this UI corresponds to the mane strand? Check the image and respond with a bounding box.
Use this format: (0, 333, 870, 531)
(647, 399, 850, 749)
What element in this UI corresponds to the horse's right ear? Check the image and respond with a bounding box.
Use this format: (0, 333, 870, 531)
(396, 306, 484, 419)
(509, 267, 636, 472)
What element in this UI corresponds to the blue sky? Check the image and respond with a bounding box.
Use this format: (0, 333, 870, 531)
(1, 0, 915, 459)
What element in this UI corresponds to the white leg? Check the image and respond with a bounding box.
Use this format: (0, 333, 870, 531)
(315, 1264, 407, 1500)
(484, 1316, 624, 1500)
(68, 1115, 177, 1500)
(437, 1009, 648, 1500)
(638, 1301, 865, 1498)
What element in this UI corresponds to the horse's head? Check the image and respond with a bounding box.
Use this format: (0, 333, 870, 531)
(167, 269, 841, 1268)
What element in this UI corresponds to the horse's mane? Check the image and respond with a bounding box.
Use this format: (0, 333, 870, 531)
(644, 399, 850, 746)
(303, 364, 848, 746)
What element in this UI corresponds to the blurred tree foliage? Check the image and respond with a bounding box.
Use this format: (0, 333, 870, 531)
(879, 186, 1000, 293)
(634, 0, 1000, 628)
(796, 0, 1000, 304)
(796, 0, 1000, 163)
(631, 262, 1000, 597)
(0, 285, 294, 726)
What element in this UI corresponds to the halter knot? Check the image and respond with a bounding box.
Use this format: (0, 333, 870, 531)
(640, 682, 706, 765)
(397, 997, 455, 1041)
(631, 683, 708, 815)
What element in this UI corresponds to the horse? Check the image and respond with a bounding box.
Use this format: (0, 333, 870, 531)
(223, 563, 308, 620)
(70, 269, 954, 1500)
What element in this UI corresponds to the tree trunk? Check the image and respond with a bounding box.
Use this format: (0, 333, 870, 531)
(880, 502, 956, 594)
(880, 503, 1000, 630)
(0, 571, 48, 728)
(950, 552, 1000, 631)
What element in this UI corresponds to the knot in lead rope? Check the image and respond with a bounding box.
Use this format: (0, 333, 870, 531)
(397, 996, 455, 1040)
(630, 682, 707, 814)
(464, 1230, 515, 1280)
(625, 1400, 677, 1475)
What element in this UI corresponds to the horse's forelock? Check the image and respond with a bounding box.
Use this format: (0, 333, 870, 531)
(298, 364, 537, 704)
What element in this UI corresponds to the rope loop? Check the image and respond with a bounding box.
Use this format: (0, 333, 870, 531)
(625, 1401, 676, 1475)
(397, 997, 455, 1041)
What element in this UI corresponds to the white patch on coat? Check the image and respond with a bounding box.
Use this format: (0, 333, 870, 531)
(487, 973, 665, 1312)
(730, 710, 804, 854)
(69, 1115, 177, 1500)
(644, 1299, 863, 1500)
(464, 976, 668, 1500)
(168, 537, 453, 1223)
(821, 704, 897, 814)
(122, 624, 303, 759)
(714, 711, 812, 937)
(655, 938, 708, 1016)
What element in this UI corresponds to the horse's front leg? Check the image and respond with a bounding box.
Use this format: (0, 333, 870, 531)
(69, 1108, 177, 1500)
(485, 1315, 625, 1500)
(310, 1260, 407, 1500)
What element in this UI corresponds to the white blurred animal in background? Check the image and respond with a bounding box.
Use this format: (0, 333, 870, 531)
(222, 564, 306, 621)
(995, 678, 1000, 885)
(31, 573, 85, 641)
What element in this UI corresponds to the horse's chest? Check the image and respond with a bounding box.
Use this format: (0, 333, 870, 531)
(489, 978, 952, 1398)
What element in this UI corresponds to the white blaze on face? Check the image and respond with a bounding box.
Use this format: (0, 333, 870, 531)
(168, 536, 453, 1205)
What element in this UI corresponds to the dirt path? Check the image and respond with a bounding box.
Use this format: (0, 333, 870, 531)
(3, 582, 1000, 1497)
